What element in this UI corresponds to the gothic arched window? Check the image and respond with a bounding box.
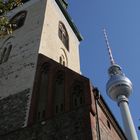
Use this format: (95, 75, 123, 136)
(37, 64, 49, 121)
(58, 22, 69, 51)
(10, 11, 27, 31)
(71, 81, 85, 109)
(53, 70, 65, 115)
(0, 44, 12, 64)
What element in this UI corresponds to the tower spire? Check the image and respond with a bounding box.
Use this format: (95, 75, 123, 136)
(103, 28, 115, 65)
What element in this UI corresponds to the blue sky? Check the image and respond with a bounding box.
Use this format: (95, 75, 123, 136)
(68, 0, 140, 138)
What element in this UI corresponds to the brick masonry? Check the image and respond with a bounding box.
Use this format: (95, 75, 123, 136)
(1, 107, 92, 140)
(0, 55, 127, 140)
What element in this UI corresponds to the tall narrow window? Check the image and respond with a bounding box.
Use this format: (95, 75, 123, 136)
(0, 48, 7, 64)
(58, 22, 69, 50)
(37, 64, 49, 121)
(0, 44, 12, 64)
(107, 120, 111, 130)
(54, 70, 65, 115)
(71, 81, 85, 109)
(59, 56, 62, 64)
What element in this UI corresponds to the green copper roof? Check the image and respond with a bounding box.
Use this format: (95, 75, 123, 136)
(55, 0, 83, 41)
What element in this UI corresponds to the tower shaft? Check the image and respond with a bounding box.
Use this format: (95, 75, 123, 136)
(118, 95, 138, 140)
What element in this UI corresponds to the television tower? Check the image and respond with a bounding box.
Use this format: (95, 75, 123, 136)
(103, 29, 138, 140)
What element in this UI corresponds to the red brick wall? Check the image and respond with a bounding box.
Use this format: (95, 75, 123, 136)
(28, 54, 126, 140)
(91, 88, 127, 140)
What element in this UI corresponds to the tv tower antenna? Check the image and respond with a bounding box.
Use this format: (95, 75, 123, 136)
(103, 28, 138, 140)
(103, 28, 115, 65)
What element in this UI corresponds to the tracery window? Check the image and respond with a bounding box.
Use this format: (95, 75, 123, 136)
(58, 22, 69, 50)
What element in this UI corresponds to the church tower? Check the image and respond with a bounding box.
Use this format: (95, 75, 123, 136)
(0, 0, 82, 134)
(0, 0, 127, 140)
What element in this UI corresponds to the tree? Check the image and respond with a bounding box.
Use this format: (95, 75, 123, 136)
(0, 0, 22, 36)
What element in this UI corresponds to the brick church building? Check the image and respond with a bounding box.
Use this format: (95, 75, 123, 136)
(0, 0, 127, 139)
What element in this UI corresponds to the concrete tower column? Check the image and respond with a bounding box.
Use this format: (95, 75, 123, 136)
(118, 95, 138, 140)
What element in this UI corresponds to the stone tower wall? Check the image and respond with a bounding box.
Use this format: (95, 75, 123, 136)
(0, 0, 47, 133)
(39, 0, 81, 73)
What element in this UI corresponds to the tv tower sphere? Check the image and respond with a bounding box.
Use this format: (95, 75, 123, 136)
(106, 64, 133, 101)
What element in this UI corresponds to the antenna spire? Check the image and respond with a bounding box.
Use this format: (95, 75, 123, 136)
(103, 28, 115, 65)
